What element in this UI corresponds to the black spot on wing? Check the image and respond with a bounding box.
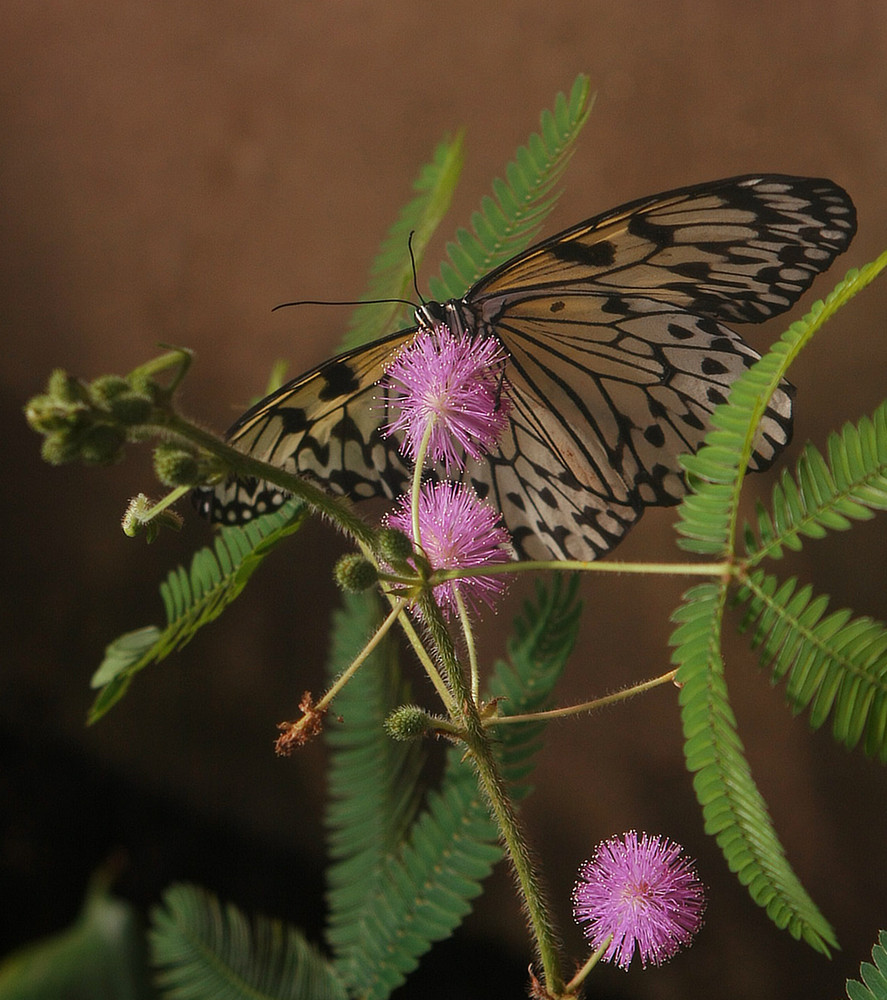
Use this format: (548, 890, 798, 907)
(643, 425, 666, 448)
(701, 357, 729, 376)
(278, 407, 309, 432)
(667, 323, 695, 340)
(626, 213, 673, 247)
(318, 360, 360, 400)
(551, 239, 617, 268)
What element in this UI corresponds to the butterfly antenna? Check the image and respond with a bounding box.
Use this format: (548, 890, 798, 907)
(408, 230, 426, 305)
(271, 296, 416, 312)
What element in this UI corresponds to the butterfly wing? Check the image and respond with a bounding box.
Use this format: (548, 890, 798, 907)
(198, 174, 855, 562)
(471, 175, 856, 322)
(194, 329, 416, 523)
(456, 175, 855, 559)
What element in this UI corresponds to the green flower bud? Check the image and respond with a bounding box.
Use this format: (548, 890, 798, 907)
(40, 431, 82, 466)
(47, 369, 89, 405)
(376, 527, 414, 565)
(333, 553, 378, 593)
(89, 375, 131, 407)
(383, 705, 434, 741)
(107, 390, 154, 425)
(153, 444, 201, 486)
(24, 394, 81, 433)
(78, 423, 126, 464)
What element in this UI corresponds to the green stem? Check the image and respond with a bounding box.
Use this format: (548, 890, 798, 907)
(434, 559, 731, 581)
(418, 593, 564, 995)
(409, 421, 434, 548)
(563, 935, 612, 996)
(454, 588, 480, 703)
(485, 669, 678, 727)
(316, 599, 407, 712)
(154, 411, 377, 549)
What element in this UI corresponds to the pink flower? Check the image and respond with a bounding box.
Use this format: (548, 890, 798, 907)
(385, 481, 512, 619)
(572, 831, 706, 970)
(383, 324, 510, 473)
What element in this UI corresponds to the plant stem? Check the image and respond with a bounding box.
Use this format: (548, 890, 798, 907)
(486, 669, 678, 727)
(418, 593, 564, 996)
(315, 600, 407, 712)
(436, 559, 731, 580)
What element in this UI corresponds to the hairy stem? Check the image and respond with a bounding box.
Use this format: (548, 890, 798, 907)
(418, 593, 564, 995)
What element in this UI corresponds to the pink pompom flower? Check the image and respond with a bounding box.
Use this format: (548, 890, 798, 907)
(385, 481, 511, 619)
(572, 831, 706, 970)
(383, 324, 510, 473)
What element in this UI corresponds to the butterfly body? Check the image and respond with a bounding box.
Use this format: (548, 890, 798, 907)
(195, 175, 856, 561)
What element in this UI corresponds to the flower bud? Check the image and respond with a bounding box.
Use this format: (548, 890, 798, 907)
(333, 553, 378, 593)
(153, 443, 201, 486)
(383, 705, 435, 741)
(376, 527, 414, 565)
(78, 424, 126, 465)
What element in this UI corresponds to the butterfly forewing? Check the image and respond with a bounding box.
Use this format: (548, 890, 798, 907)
(198, 174, 855, 560)
(471, 175, 855, 324)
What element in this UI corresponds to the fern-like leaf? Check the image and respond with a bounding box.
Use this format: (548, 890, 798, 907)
(150, 884, 346, 1000)
(88, 500, 308, 723)
(735, 570, 887, 761)
(324, 592, 427, 953)
(745, 401, 887, 564)
(427, 73, 593, 301)
(671, 583, 838, 954)
(847, 931, 887, 1000)
(328, 577, 581, 1000)
(341, 135, 464, 352)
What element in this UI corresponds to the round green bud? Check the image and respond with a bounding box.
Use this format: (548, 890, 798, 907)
(127, 372, 162, 403)
(78, 423, 126, 464)
(89, 375, 131, 407)
(107, 390, 153, 425)
(40, 431, 82, 466)
(383, 705, 433, 741)
(376, 527, 414, 565)
(153, 444, 201, 486)
(333, 553, 378, 593)
(24, 394, 69, 433)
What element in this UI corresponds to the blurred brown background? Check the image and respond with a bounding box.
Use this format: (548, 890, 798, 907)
(3, 3, 886, 998)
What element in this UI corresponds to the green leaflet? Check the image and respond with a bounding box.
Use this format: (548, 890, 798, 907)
(677, 252, 887, 557)
(150, 885, 346, 1000)
(340, 134, 465, 352)
(323, 592, 428, 951)
(846, 930, 887, 1000)
(671, 583, 838, 955)
(428, 73, 593, 302)
(736, 571, 887, 761)
(668, 251, 887, 952)
(744, 401, 887, 564)
(88, 500, 309, 723)
(325, 578, 581, 1000)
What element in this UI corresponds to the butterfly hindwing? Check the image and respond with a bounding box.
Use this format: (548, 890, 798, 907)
(460, 297, 794, 560)
(198, 174, 855, 560)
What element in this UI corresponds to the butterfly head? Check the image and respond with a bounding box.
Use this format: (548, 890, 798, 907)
(415, 300, 448, 330)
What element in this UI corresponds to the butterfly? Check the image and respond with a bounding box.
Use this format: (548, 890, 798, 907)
(194, 175, 856, 561)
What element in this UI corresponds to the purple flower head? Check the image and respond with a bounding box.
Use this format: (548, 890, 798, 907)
(385, 481, 512, 619)
(572, 831, 706, 971)
(383, 324, 510, 473)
